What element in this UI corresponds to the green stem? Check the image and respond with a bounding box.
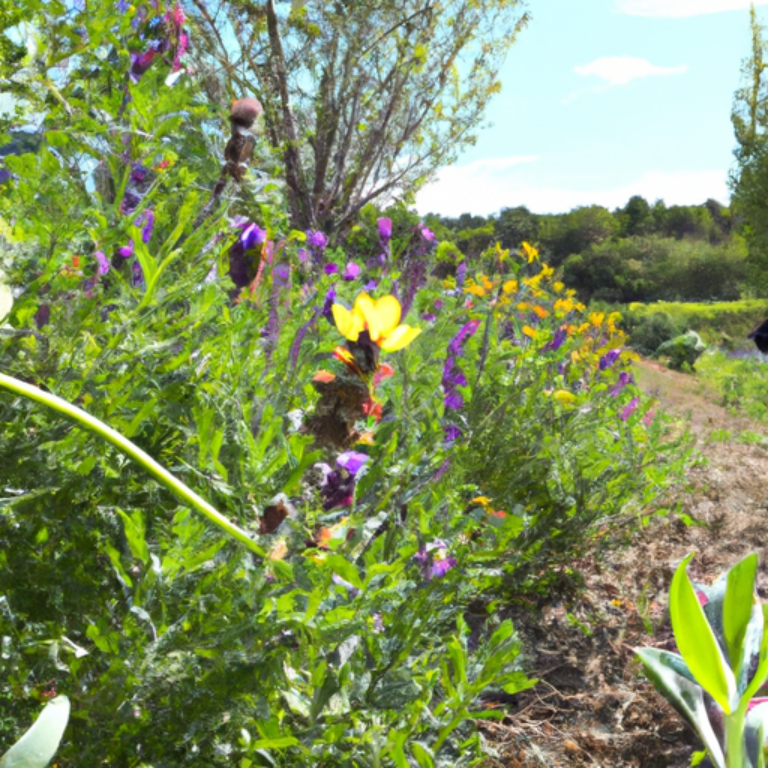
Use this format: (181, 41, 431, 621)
(0, 372, 265, 558)
(724, 708, 746, 768)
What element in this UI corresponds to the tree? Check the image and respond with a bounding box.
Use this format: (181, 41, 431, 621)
(730, 4, 768, 286)
(190, 0, 529, 234)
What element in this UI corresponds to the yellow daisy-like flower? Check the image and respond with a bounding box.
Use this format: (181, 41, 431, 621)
(522, 241, 539, 263)
(332, 293, 421, 352)
(552, 390, 577, 405)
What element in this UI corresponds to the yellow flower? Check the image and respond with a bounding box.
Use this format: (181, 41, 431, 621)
(465, 284, 487, 297)
(589, 312, 605, 328)
(522, 325, 538, 339)
(522, 241, 539, 263)
(503, 279, 518, 294)
(532, 305, 550, 319)
(552, 389, 576, 405)
(332, 293, 421, 352)
(471, 496, 492, 507)
(553, 281, 565, 293)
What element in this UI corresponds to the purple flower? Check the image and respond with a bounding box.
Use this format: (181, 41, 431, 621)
(140, 209, 155, 243)
(129, 47, 158, 83)
(119, 241, 134, 258)
(599, 348, 621, 371)
(131, 258, 145, 288)
(120, 189, 142, 216)
(130, 164, 147, 183)
(307, 230, 327, 250)
(414, 541, 456, 580)
(444, 391, 465, 410)
(342, 262, 361, 281)
(95, 251, 110, 275)
(448, 319, 481, 356)
(377, 217, 392, 242)
(433, 299, 444, 311)
(443, 424, 462, 441)
(543, 327, 567, 353)
(364, 279, 378, 292)
(325, 264, 339, 275)
(241, 222, 266, 252)
(273, 263, 291, 289)
(321, 287, 336, 320)
(420, 225, 435, 242)
(290, 313, 317, 367)
(431, 457, 451, 482)
(320, 468, 355, 510)
(620, 397, 639, 421)
(337, 451, 369, 475)
(297, 248, 310, 263)
(609, 371, 633, 397)
(456, 261, 467, 289)
(421, 312, 436, 322)
(115, 0, 130, 11)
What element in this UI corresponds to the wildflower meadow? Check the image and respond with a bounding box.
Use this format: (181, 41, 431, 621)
(0, 0, 690, 765)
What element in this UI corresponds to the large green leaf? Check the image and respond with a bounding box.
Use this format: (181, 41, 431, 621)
(670, 553, 738, 713)
(724, 553, 759, 671)
(0, 696, 70, 768)
(635, 648, 725, 768)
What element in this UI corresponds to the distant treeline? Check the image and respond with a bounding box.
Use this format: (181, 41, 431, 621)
(422, 196, 746, 304)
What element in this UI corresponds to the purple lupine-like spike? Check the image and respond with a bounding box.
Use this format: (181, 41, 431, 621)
(377, 217, 392, 242)
(609, 371, 632, 397)
(140, 209, 155, 243)
(95, 251, 110, 275)
(543, 326, 567, 353)
(620, 396, 639, 421)
(456, 261, 467, 288)
(599, 348, 621, 371)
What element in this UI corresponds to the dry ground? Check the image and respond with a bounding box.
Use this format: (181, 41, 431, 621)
(483, 358, 768, 767)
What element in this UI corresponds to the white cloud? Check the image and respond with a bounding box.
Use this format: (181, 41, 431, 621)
(574, 56, 688, 86)
(415, 165, 730, 217)
(615, 0, 768, 17)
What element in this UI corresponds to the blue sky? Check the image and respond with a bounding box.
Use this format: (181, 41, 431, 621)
(415, 0, 768, 217)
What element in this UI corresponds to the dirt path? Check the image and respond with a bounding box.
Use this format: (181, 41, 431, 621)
(486, 359, 768, 768)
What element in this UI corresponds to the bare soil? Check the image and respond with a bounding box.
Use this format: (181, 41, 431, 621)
(484, 358, 768, 767)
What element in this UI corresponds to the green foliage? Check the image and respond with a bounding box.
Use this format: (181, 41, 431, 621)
(624, 299, 768, 347)
(656, 331, 705, 372)
(623, 310, 682, 356)
(636, 553, 768, 768)
(0, 0, 687, 765)
(696, 350, 768, 423)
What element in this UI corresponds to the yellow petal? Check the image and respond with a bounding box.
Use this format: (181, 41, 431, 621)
(552, 389, 576, 405)
(332, 303, 362, 341)
(354, 293, 383, 342)
(374, 295, 402, 337)
(381, 324, 421, 352)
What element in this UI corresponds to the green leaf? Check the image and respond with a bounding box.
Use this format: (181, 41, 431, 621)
(724, 553, 759, 669)
(0, 283, 12, 323)
(670, 553, 737, 713)
(325, 554, 363, 590)
(635, 648, 725, 768)
(0, 696, 70, 768)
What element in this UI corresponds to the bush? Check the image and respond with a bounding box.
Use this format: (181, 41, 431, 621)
(656, 331, 706, 371)
(625, 311, 682, 356)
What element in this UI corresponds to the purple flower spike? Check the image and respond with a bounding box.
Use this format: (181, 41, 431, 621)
(129, 47, 158, 83)
(342, 262, 361, 281)
(95, 251, 110, 275)
(620, 397, 639, 421)
(337, 451, 369, 476)
(119, 241, 134, 258)
(321, 287, 336, 319)
(609, 371, 633, 397)
(456, 261, 467, 288)
(599, 348, 621, 371)
(543, 326, 567, 353)
(140, 209, 155, 243)
(377, 217, 392, 242)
